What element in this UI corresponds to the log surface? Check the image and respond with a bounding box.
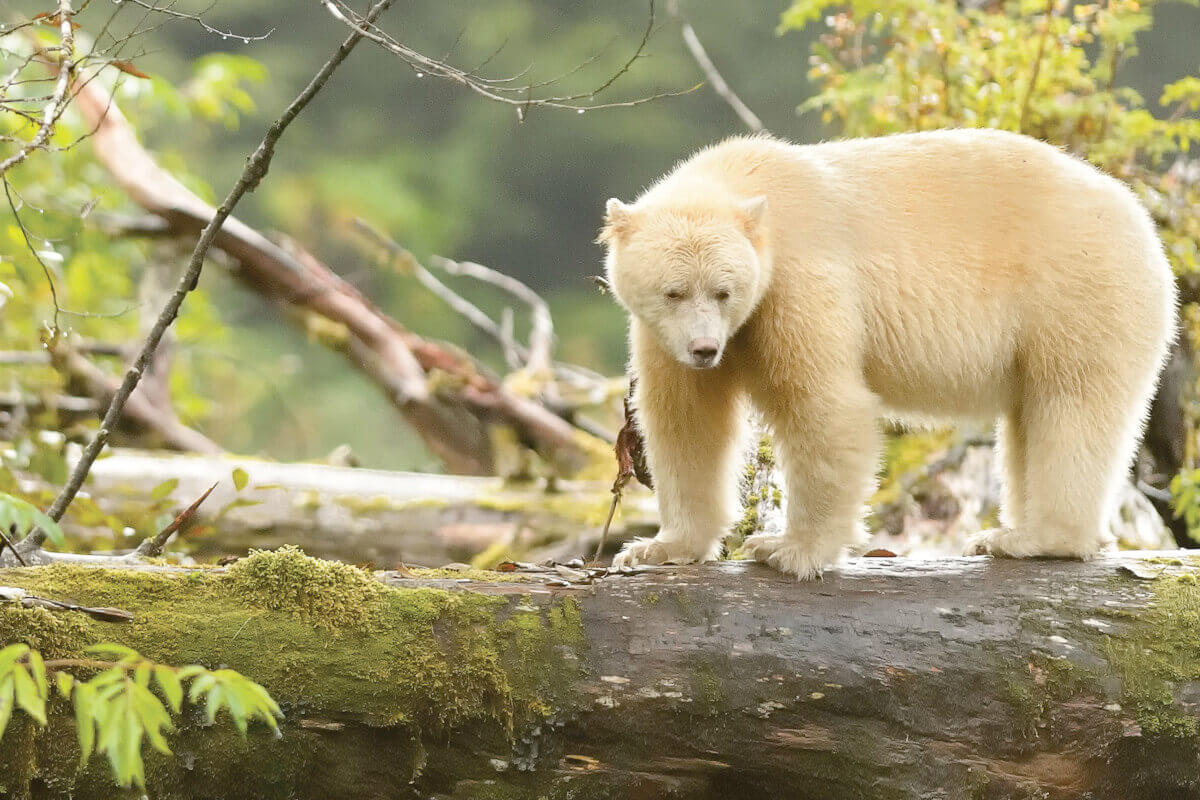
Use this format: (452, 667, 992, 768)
(4, 553, 1200, 799)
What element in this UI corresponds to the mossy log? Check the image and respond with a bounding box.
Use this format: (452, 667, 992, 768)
(68, 449, 654, 565)
(5, 550, 1200, 799)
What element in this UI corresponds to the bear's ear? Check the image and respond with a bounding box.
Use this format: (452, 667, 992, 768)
(735, 195, 768, 235)
(597, 198, 634, 245)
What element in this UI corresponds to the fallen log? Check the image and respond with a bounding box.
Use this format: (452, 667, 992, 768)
(64, 448, 656, 566)
(3, 549, 1200, 798)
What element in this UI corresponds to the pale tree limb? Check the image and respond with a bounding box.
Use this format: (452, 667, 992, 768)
(429, 255, 555, 375)
(16, 0, 400, 554)
(0, 0, 75, 177)
(667, 0, 764, 133)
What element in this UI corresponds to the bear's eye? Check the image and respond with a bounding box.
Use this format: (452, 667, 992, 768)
(665, 289, 685, 301)
(715, 290, 731, 302)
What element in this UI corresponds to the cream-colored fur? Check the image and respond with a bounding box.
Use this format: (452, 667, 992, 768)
(601, 129, 1176, 579)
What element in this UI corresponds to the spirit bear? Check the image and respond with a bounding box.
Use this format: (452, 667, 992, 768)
(600, 129, 1176, 579)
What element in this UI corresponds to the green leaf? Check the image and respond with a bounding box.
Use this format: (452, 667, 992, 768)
(232, 467, 249, 492)
(203, 685, 224, 725)
(74, 683, 96, 762)
(0, 676, 14, 739)
(12, 664, 46, 724)
(56, 671, 74, 698)
(150, 478, 179, 502)
(85, 643, 138, 661)
(154, 666, 183, 713)
(188, 672, 216, 703)
(27, 649, 46, 698)
(0, 643, 30, 674)
(0, 493, 65, 548)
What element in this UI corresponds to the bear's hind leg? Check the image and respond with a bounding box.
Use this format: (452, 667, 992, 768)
(971, 381, 1148, 559)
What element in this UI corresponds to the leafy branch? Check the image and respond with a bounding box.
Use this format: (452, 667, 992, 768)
(0, 642, 281, 788)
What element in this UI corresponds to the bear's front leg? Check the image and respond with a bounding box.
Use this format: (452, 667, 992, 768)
(743, 384, 879, 579)
(612, 356, 744, 569)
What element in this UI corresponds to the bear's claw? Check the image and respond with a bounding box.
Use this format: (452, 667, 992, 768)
(611, 536, 717, 569)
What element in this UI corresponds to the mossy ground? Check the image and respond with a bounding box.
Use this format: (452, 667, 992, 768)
(0, 547, 587, 735)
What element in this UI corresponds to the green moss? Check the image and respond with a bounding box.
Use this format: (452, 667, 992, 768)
(1104, 575, 1200, 738)
(475, 492, 614, 528)
(226, 545, 384, 630)
(0, 605, 94, 658)
(0, 549, 588, 741)
(404, 567, 536, 583)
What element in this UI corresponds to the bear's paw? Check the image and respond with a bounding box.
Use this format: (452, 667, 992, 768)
(740, 533, 844, 580)
(965, 527, 1114, 559)
(611, 535, 719, 569)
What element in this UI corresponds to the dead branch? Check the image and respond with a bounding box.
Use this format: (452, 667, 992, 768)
(133, 480, 217, 557)
(17, 0, 401, 553)
(321, 0, 699, 118)
(429, 255, 556, 375)
(48, 342, 222, 454)
(667, 0, 764, 133)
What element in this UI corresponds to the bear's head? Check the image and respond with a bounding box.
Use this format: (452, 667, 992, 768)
(598, 195, 771, 370)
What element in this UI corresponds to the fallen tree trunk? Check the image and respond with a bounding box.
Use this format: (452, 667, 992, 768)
(3, 550, 1200, 798)
(63, 448, 656, 565)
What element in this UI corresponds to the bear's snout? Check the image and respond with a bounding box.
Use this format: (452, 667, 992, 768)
(688, 337, 720, 368)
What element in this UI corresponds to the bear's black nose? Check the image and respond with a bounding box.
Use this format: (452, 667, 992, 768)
(689, 338, 719, 366)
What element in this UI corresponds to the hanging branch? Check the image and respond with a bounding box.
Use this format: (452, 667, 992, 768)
(17, 0, 400, 554)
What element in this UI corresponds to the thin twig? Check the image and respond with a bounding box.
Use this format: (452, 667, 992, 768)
(18, 0, 399, 551)
(321, 0, 698, 114)
(133, 481, 218, 557)
(0, 527, 28, 566)
(667, 0, 764, 133)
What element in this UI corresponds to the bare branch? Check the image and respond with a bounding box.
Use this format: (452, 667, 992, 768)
(321, 0, 699, 117)
(353, 218, 526, 368)
(133, 481, 218, 557)
(667, 0, 764, 133)
(429, 255, 555, 374)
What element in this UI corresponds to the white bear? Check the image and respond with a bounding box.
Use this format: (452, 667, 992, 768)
(600, 129, 1176, 579)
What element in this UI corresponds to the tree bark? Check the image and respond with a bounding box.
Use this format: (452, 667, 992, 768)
(3, 553, 1200, 798)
